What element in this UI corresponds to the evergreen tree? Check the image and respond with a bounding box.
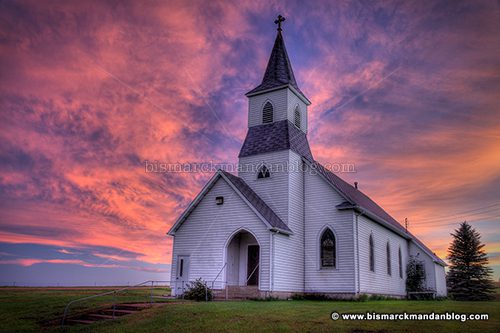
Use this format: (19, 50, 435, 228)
(447, 221, 495, 300)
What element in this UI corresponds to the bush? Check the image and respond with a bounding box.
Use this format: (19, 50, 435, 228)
(406, 256, 426, 292)
(183, 278, 213, 301)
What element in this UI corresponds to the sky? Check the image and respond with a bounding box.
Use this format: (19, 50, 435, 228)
(0, 0, 499, 286)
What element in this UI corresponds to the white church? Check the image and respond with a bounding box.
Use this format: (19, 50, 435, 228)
(167, 17, 447, 299)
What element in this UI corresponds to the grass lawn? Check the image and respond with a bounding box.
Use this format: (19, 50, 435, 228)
(0, 288, 498, 333)
(0, 287, 172, 332)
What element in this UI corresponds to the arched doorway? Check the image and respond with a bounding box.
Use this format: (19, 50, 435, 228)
(225, 229, 260, 287)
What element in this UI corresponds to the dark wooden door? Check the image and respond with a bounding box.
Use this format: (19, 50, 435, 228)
(247, 245, 259, 286)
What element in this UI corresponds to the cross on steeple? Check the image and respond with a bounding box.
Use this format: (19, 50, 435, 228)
(274, 15, 285, 32)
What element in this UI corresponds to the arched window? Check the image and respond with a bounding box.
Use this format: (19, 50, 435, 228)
(387, 242, 392, 276)
(398, 247, 403, 278)
(320, 228, 336, 268)
(262, 102, 273, 124)
(294, 106, 301, 128)
(257, 165, 270, 179)
(369, 234, 374, 272)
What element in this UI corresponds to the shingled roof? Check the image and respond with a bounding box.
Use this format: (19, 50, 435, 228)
(307, 160, 446, 266)
(167, 170, 291, 236)
(246, 31, 308, 102)
(239, 120, 314, 161)
(221, 171, 291, 234)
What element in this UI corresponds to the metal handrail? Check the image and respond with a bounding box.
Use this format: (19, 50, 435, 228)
(61, 280, 170, 326)
(246, 263, 259, 284)
(212, 262, 227, 288)
(206, 262, 227, 301)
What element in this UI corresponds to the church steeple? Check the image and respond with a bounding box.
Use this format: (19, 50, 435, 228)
(238, 16, 312, 227)
(239, 15, 313, 164)
(246, 16, 310, 104)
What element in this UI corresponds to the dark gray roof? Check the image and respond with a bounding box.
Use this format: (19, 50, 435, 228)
(310, 161, 446, 266)
(239, 120, 313, 161)
(221, 170, 291, 233)
(246, 31, 307, 101)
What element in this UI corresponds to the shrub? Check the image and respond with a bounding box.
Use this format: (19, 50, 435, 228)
(183, 278, 213, 301)
(406, 255, 426, 292)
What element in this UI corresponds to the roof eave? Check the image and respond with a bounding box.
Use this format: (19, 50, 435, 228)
(219, 172, 292, 234)
(166, 171, 222, 236)
(350, 205, 412, 240)
(270, 227, 293, 235)
(168, 170, 292, 236)
(410, 239, 448, 267)
(245, 84, 311, 105)
(301, 158, 355, 204)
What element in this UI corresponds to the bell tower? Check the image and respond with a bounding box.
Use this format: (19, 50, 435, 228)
(238, 15, 313, 225)
(244, 15, 311, 134)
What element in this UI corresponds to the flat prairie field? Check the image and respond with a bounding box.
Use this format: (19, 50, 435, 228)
(0, 288, 498, 333)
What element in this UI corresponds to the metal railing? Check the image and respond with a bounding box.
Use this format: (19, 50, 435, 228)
(246, 263, 259, 285)
(62, 266, 231, 325)
(206, 262, 227, 301)
(61, 280, 170, 326)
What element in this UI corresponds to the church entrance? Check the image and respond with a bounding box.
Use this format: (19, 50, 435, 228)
(225, 230, 260, 287)
(247, 245, 259, 286)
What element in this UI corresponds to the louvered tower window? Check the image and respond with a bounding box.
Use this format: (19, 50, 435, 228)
(294, 106, 301, 128)
(262, 102, 273, 124)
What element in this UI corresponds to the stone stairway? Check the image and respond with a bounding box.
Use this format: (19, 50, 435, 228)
(65, 303, 163, 325)
(214, 286, 261, 300)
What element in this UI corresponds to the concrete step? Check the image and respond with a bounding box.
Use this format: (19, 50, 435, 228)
(87, 313, 115, 320)
(67, 319, 96, 325)
(101, 309, 138, 316)
(220, 286, 261, 299)
(115, 303, 152, 311)
(63, 302, 167, 326)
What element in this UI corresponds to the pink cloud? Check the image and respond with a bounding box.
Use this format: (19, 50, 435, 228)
(0, 0, 498, 280)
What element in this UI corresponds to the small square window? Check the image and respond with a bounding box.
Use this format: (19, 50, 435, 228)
(215, 196, 224, 205)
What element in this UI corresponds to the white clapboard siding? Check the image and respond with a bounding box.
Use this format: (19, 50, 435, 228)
(304, 165, 357, 293)
(170, 177, 270, 294)
(357, 215, 408, 296)
(248, 88, 308, 131)
(434, 264, 447, 296)
(248, 89, 289, 127)
(272, 151, 305, 292)
(409, 241, 437, 291)
(287, 89, 308, 133)
(238, 150, 291, 224)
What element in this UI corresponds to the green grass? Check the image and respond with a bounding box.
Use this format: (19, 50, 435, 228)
(0, 287, 171, 332)
(0, 288, 498, 333)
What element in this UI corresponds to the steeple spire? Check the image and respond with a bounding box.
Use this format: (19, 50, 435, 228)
(246, 15, 309, 103)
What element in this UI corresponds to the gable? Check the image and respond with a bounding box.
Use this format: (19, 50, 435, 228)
(167, 170, 291, 236)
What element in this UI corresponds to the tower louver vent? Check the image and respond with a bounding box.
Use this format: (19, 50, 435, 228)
(294, 107, 301, 129)
(263, 102, 273, 124)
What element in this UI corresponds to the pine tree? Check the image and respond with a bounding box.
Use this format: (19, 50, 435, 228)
(447, 221, 495, 300)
